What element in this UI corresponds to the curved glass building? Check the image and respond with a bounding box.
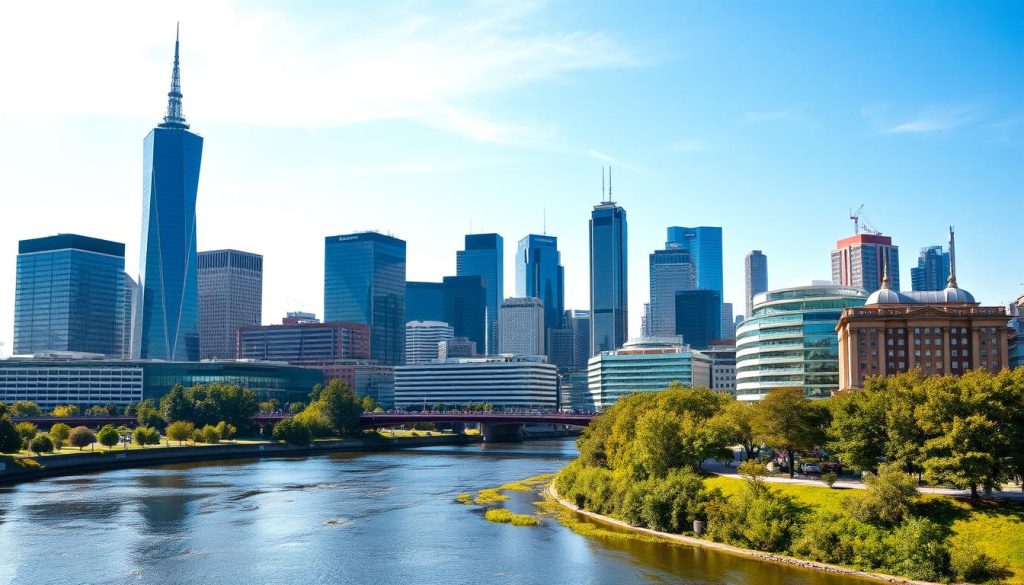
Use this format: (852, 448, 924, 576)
(735, 282, 866, 401)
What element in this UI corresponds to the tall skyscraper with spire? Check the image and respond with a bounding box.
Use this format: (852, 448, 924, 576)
(589, 169, 628, 355)
(135, 26, 203, 361)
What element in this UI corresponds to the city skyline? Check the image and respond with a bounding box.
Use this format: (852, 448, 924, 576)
(1, 3, 1023, 357)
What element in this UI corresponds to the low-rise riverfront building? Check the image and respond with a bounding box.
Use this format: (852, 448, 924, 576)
(735, 282, 867, 401)
(586, 337, 711, 410)
(394, 355, 557, 409)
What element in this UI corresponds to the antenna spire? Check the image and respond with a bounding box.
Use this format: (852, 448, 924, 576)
(947, 225, 957, 287)
(601, 167, 606, 202)
(543, 208, 547, 235)
(608, 167, 613, 201)
(160, 22, 190, 129)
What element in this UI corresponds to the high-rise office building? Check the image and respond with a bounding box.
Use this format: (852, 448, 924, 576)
(566, 309, 591, 370)
(14, 234, 125, 357)
(198, 250, 263, 360)
(121, 274, 139, 359)
(406, 281, 445, 323)
(590, 199, 628, 355)
(498, 297, 545, 355)
(515, 235, 564, 334)
(674, 289, 721, 349)
(666, 226, 723, 339)
(405, 321, 454, 365)
(648, 246, 695, 336)
(136, 29, 203, 361)
(547, 328, 577, 372)
(744, 250, 768, 318)
(439, 337, 477, 359)
(910, 245, 950, 292)
(324, 232, 406, 366)
(831, 234, 900, 292)
(442, 275, 487, 354)
(720, 302, 735, 340)
(456, 233, 503, 353)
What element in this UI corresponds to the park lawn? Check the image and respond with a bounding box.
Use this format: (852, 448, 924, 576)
(705, 474, 1024, 584)
(17, 437, 266, 457)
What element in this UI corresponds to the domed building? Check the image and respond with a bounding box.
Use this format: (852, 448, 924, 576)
(836, 228, 1011, 389)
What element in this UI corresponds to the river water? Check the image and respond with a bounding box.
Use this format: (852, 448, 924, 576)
(0, 439, 876, 585)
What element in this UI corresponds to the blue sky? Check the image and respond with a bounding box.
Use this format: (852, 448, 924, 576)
(0, 1, 1021, 355)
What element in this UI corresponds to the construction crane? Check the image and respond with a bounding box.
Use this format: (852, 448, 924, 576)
(849, 204, 864, 234)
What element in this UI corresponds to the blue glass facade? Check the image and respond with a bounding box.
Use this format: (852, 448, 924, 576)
(911, 245, 950, 291)
(589, 203, 628, 355)
(674, 289, 722, 349)
(666, 226, 723, 333)
(324, 232, 407, 366)
(456, 233, 503, 353)
(515, 235, 564, 333)
(14, 235, 125, 356)
(442, 275, 488, 354)
(406, 281, 445, 323)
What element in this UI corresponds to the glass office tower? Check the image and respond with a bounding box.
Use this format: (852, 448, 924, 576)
(406, 281, 445, 324)
(136, 29, 203, 361)
(911, 245, 950, 292)
(648, 246, 695, 336)
(674, 289, 722, 349)
(666, 226, 723, 342)
(515, 235, 564, 333)
(14, 234, 125, 356)
(456, 233, 503, 353)
(324, 232, 407, 366)
(590, 202, 628, 355)
(198, 249, 263, 359)
(442, 275, 488, 354)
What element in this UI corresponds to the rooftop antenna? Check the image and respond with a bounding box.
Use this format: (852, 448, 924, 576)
(947, 226, 957, 287)
(608, 167, 613, 201)
(601, 167, 606, 202)
(159, 22, 189, 129)
(543, 208, 547, 235)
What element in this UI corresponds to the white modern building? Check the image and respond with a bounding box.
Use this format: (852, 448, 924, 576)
(394, 355, 558, 409)
(587, 337, 711, 410)
(405, 321, 454, 365)
(498, 297, 545, 356)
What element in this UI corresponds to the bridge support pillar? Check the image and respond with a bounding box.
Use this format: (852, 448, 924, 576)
(481, 423, 525, 442)
(451, 422, 466, 435)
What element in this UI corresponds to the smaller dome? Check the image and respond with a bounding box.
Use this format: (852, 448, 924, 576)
(865, 288, 913, 305)
(940, 286, 975, 304)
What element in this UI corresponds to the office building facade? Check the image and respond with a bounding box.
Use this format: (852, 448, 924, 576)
(198, 249, 263, 360)
(405, 321, 454, 365)
(647, 246, 695, 336)
(442, 275, 488, 355)
(14, 234, 125, 357)
(439, 337, 477, 359)
(674, 289, 722, 349)
(121, 274, 139, 359)
(831, 234, 900, 292)
(721, 302, 735, 340)
(406, 281, 445, 324)
(1010, 296, 1024, 370)
(137, 31, 203, 361)
(736, 283, 867, 401)
(237, 319, 370, 363)
(456, 233, 503, 353)
(324, 232, 406, 365)
(911, 245, 950, 292)
(587, 337, 711, 410)
(590, 202, 628, 354)
(515, 235, 564, 333)
(394, 356, 558, 409)
(498, 297, 545, 356)
(744, 250, 768, 318)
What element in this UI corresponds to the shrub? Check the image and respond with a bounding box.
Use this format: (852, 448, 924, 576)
(294, 404, 333, 439)
(272, 418, 311, 446)
(848, 463, 918, 525)
(49, 423, 71, 450)
(200, 425, 221, 444)
(68, 426, 96, 450)
(620, 468, 716, 533)
(790, 512, 887, 569)
(132, 426, 161, 447)
(97, 425, 121, 450)
(15, 422, 38, 446)
(51, 404, 80, 417)
(884, 517, 950, 582)
(705, 483, 798, 553)
(165, 421, 196, 445)
(949, 542, 1009, 584)
(28, 434, 54, 455)
(821, 471, 838, 487)
(215, 421, 237, 441)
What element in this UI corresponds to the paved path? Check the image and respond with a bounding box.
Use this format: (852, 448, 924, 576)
(705, 451, 1024, 501)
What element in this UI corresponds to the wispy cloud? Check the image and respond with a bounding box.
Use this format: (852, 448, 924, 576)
(669, 138, 712, 153)
(884, 104, 979, 134)
(585, 149, 641, 172)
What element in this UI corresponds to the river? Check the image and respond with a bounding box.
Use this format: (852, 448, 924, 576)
(0, 439, 878, 585)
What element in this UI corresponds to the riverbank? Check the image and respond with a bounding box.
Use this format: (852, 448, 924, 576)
(0, 433, 483, 485)
(547, 484, 938, 585)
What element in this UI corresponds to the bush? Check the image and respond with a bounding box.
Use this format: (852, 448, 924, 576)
(15, 422, 38, 446)
(165, 421, 195, 445)
(705, 484, 799, 553)
(97, 425, 121, 450)
(199, 425, 221, 444)
(272, 419, 311, 446)
(821, 471, 838, 487)
(620, 468, 716, 533)
(0, 411, 21, 454)
(215, 421, 237, 441)
(51, 404, 80, 417)
(68, 426, 96, 450)
(790, 512, 887, 569)
(294, 404, 333, 438)
(848, 463, 918, 525)
(28, 434, 54, 455)
(49, 423, 71, 450)
(884, 517, 950, 582)
(132, 426, 161, 447)
(949, 542, 1010, 584)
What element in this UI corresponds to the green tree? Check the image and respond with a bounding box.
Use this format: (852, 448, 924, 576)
(0, 405, 22, 453)
(165, 421, 195, 445)
(828, 384, 888, 472)
(273, 418, 312, 446)
(751, 388, 828, 478)
(293, 403, 333, 438)
(28, 434, 54, 455)
(718, 400, 759, 461)
(86, 405, 110, 416)
(319, 379, 363, 436)
(51, 404, 80, 417)
(848, 463, 918, 525)
(97, 425, 121, 450)
(199, 425, 221, 443)
(134, 399, 165, 430)
(160, 385, 193, 424)
(15, 422, 38, 447)
(215, 421, 237, 441)
(68, 426, 96, 451)
(10, 401, 42, 417)
(49, 423, 71, 451)
(133, 426, 161, 447)
(360, 395, 379, 412)
(287, 401, 307, 415)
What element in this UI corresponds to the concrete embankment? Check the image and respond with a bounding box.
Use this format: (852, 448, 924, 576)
(0, 434, 482, 485)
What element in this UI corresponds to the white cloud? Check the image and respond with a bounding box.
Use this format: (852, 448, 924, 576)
(883, 104, 979, 134)
(585, 149, 640, 172)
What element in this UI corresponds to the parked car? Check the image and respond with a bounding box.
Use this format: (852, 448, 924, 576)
(799, 462, 822, 474)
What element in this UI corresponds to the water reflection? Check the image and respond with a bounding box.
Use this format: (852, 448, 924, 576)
(0, 440, 878, 585)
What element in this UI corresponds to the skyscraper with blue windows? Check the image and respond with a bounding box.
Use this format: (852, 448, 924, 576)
(590, 200, 628, 355)
(136, 27, 203, 361)
(666, 226, 723, 340)
(515, 235, 564, 334)
(14, 234, 125, 357)
(456, 234, 503, 353)
(324, 232, 406, 366)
